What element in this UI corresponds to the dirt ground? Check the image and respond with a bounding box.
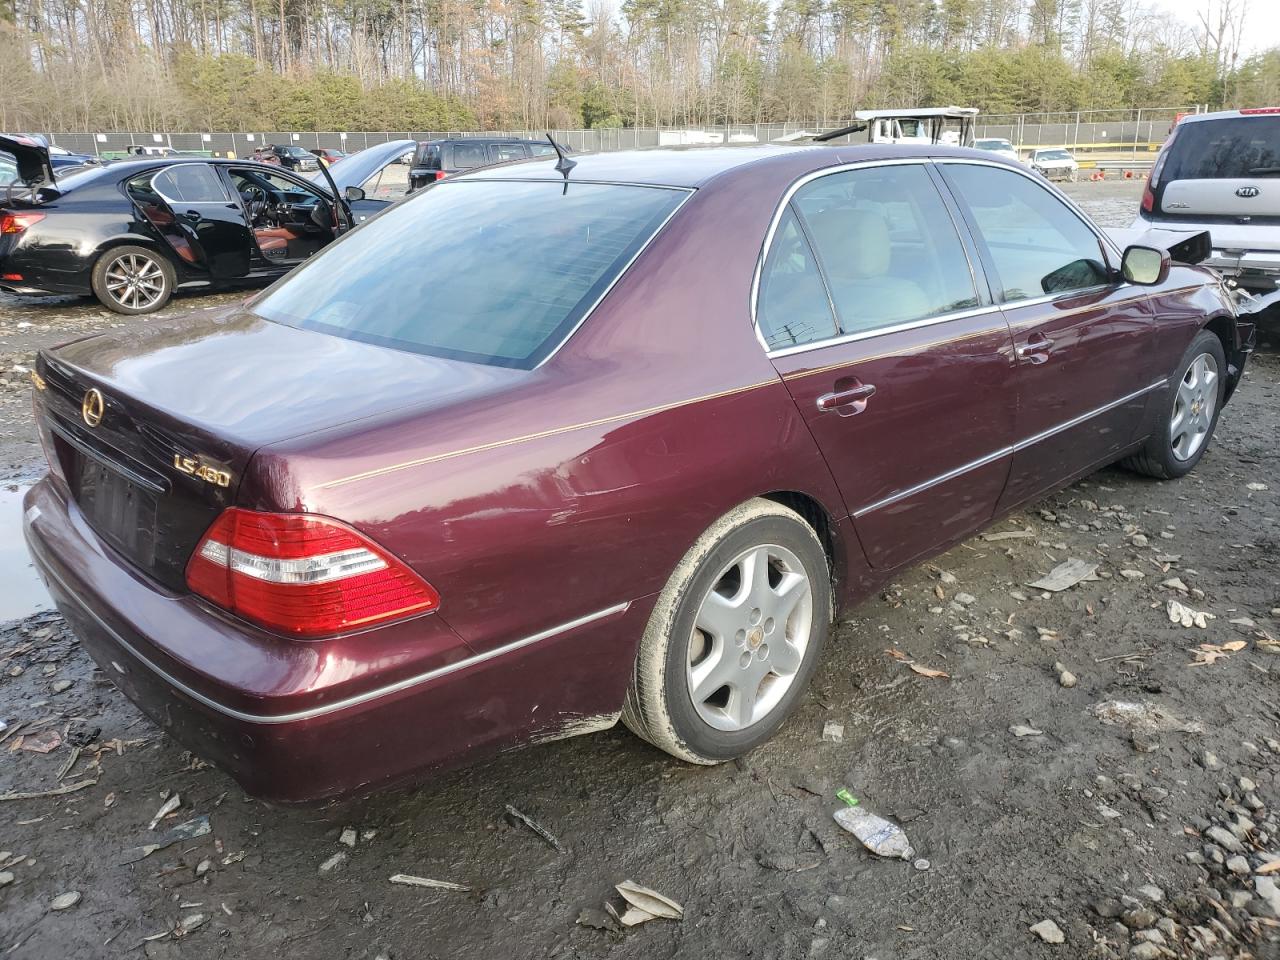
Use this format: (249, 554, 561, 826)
(2, 179, 1280, 959)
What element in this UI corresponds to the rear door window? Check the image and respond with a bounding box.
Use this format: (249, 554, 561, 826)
(152, 165, 231, 203)
(529, 143, 557, 157)
(790, 164, 979, 335)
(944, 163, 1110, 301)
(254, 180, 687, 369)
(1163, 117, 1280, 180)
(488, 143, 528, 162)
(450, 143, 488, 169)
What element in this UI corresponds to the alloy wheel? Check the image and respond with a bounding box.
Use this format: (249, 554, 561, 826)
(685, 543, 813, 732)
(1170, 352, 1218, 462)
(103, 253, 167, 311)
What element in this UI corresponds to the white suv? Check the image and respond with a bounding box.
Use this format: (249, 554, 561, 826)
(1134, 108, 1280, 292)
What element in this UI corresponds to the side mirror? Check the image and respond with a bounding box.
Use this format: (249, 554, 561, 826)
(344, 185, 366, 202)
(1122, 245, 1169, 285)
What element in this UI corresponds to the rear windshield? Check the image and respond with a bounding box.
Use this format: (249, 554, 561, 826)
(1164, 117, 1280, 180)
(976, 139, 1011, 150)
(253, 179, 687, 369)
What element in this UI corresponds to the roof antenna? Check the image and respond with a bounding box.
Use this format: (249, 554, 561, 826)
(546, 133, 576, 182)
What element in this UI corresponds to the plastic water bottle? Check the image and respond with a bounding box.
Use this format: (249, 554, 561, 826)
(833, 794, 915, 861)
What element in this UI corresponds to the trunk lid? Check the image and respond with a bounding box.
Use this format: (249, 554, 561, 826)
(0, 134, 54, 188)
(1159, 178, 1280, 221)
(36, 310, 520, 590)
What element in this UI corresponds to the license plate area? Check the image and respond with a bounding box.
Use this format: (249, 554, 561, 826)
(72, 453, 160, 569)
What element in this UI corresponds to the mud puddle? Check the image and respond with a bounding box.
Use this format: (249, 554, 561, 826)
(0, 483, 49, 623)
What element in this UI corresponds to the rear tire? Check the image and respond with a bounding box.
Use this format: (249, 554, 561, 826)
(622, 498, 832, 764)
(1122, 329, 1226, 479)
(91, 245, 175, 315)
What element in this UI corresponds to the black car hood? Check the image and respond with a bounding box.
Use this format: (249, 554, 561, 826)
(0, 134, 54, 186)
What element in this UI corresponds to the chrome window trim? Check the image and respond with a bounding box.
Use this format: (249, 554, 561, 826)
(33, 543, 632, 726)
(751, 157, 988, 358)
(850, 378, 1167, 517)
(765, 303, 1004, 359)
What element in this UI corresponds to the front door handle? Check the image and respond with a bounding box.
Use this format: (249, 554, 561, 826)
(1016, 333, 1055, 364)
(817, 381, 876, 415)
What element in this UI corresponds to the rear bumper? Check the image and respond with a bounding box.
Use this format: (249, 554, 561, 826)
(23, 477, 644, 803)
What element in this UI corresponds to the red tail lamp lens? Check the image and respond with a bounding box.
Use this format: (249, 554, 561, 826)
(1, 212, 45, 234)
(186, 508, 439, 638)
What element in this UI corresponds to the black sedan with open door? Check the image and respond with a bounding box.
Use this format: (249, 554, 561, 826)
(0, 136, 414, 314)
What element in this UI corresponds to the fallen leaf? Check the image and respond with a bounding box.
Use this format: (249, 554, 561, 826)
(1222, 640, 1248, 652)
(614, 880, 683, 925)
(908, 663, 950, 679)
(1028, 558, 1099, 592)
(885, 648, 910, 661)
(19, 729, 62, 754)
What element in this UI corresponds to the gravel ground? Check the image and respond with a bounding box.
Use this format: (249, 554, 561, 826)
(2, 180, 1280, 959)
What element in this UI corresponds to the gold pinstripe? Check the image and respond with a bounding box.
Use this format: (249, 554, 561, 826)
(318, 378, 781, 489)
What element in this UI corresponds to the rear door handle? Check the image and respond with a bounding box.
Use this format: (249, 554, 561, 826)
(1016, 333, 1055, 364)
(817, 382, 876, 415)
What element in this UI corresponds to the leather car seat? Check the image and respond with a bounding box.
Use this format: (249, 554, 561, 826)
(253, 226, 300, 259)
(806, 207, 931, 327)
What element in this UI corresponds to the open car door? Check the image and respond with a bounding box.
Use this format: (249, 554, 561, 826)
(312, 139, 416, 226)
(127, 164, 253, 279)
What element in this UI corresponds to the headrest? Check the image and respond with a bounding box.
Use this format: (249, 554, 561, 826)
(806, 206, 892, 279)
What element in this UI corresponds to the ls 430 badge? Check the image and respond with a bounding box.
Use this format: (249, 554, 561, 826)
(173, 454, 232, 488)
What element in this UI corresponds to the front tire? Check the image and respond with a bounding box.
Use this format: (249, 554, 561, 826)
(91, 245, 175, 315)
(622, 498, 832, 764)
(1122, 329, 1226, 479)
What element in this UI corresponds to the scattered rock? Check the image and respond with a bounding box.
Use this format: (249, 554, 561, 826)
(1010, 724, 1044, 737)
(1136, 884, 1164, 902)
(821, 721, 844, 744)
(319, 852, 347, 873)
(339, 827, 357, 848)
(50, 891, 81, 910)
(1029, 918, 1064, 944)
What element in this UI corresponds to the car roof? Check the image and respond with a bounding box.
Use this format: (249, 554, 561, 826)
(1177, 108, 1280, 125)
(460, 143, 1010, 189)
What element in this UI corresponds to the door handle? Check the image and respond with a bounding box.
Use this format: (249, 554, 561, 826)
(1016, 333, 1055, 364)
(817, 381, 876, 415)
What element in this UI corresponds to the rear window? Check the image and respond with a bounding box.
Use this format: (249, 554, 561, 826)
(1164, 117, 1280, 180)
(253, 180, 687, 369)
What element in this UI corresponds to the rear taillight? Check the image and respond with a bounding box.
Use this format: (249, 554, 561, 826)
(1, 212, 45, 234)
(186, 508, 439, 638)
(434, 170, 447, 181)
(1141, 182, 1155, 212)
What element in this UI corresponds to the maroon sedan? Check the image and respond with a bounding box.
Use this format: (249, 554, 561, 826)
(24, 145, 1254, 803)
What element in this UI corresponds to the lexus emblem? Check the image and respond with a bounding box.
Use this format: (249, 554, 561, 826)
(81, 388, 104, 427)
(1236, 186, 1260, 198)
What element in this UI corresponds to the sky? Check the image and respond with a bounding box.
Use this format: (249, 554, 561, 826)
(1148, 0, 1280, 57)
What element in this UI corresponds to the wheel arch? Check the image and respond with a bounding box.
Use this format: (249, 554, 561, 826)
(758, 490, 845, 592)
(90, 235, 183, 277)
(1203, 311, 1245, 403)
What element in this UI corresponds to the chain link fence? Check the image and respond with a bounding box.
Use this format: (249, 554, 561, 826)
(39, 108, 1198, 159)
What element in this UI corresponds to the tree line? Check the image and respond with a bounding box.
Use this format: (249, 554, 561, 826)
(1, 0, 1278, 133)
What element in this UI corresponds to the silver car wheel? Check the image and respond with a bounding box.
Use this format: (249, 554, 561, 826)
(686, 543, 813, 732)
(103, 253, 167, 311)
(1171, 352, 1218, 462)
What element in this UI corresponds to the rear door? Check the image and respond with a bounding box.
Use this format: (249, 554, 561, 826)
(761, 160, 1018, 571)
(128, 164, 252, 279)
(938, 160, 1158, 511)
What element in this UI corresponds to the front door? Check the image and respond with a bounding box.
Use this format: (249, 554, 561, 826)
(128, 164, 253, 279)
(937, 161, 1158, 511)
(760, 161, 1018, 571)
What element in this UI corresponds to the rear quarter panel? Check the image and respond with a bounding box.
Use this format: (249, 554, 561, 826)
(243, 153, 869, 663)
